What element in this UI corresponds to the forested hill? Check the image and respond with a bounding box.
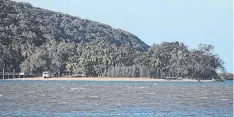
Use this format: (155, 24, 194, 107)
(0, 0, 149, 51)
(0, 0, 226, 79)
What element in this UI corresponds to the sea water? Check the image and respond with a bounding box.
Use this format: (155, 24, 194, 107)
(0, 80, 232, 117)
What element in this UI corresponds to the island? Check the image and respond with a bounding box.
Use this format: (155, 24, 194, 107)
(0, 0, 229, 81)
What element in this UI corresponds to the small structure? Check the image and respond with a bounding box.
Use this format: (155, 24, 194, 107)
(72, 72, 87, 77)
(42, 71, 52, 78)
(0, 69, 25, 79)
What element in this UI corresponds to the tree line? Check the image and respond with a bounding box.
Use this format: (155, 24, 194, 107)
(2, 37, 225, 79)
(0, 0, 225, 79)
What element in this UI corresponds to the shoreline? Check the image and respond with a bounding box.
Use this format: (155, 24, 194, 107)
(7, 77, 216, 82)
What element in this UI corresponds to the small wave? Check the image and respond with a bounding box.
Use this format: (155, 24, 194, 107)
(153, 83, 158, 85)
(89, 96, 99, 99)
(200, 97, 208, 99)
(58, 102, 67, 104)
(128, 87, 148, 89)
(70, 87, 85, 90)
(221, 99, 229, 101)
(0, 94, 2, 97)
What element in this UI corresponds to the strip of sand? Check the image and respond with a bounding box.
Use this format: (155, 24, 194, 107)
(8, 77, 215, 82)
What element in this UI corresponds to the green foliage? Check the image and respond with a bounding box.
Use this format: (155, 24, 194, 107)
(148, 42, 225, 79)
(0, 0, 226, 79)
(66, 63, 72, 71)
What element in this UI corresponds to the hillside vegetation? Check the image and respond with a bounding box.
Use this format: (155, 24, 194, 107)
(0, 0, 225, 79)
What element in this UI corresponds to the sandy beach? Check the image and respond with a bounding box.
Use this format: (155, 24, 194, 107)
(8, 77, 215, 82)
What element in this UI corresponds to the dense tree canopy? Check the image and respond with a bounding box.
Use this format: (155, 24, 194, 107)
(0, 0, 226, 79)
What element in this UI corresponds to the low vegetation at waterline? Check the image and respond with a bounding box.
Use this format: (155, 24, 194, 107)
(218, 73, 233, 80)
(0, 0, 226, 80)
